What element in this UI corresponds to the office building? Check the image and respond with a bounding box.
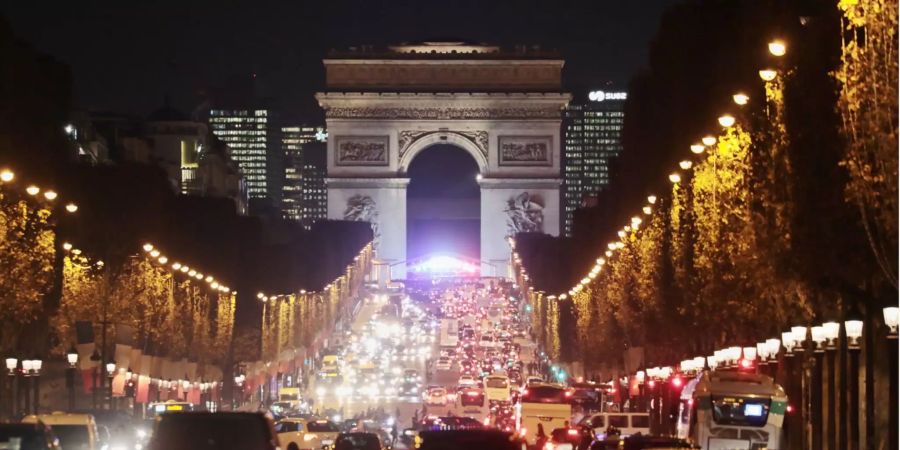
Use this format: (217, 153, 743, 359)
(145, 105, 209, 194)
(209, 109, 279, 201)
(281, 126, 326, 221)
(561, 89, 627, 236)
(299, 141, 328, 229)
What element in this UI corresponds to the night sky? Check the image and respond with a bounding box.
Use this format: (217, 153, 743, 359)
(2, 0, 680, 120)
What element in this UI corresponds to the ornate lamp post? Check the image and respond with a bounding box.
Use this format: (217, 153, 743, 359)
(105, 361, 116, 410)
(884, 307, 898, 450)
(822, 322, 840, 450)
(31, 358, 42, 414)
(66, 347, 78, 411)
(809, 326, 827, 450)
(783, 327, 805, 450)
(845, 318, 863, 450)
(5, 357, 18, 417)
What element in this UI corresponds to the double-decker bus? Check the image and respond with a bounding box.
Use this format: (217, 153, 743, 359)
(677, 371, 788, 450)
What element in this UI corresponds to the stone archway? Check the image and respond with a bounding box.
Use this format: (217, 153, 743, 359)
(398, 130, 489, 174)
(317, 42, 570, 279)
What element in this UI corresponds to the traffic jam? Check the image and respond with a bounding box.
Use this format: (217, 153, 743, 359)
(27, 279, 784, 450)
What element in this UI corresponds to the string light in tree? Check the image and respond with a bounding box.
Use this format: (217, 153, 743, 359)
(141, 243, 232, 294)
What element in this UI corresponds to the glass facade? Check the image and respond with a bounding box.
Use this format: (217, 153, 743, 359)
(281, 126, 325, 223)
(300, 141, 328, 229)
(561, 93, 626, 236)
(209, 109, 272, 199)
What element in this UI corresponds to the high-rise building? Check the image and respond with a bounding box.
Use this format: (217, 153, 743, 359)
(561, 89, 627, 236)
(281, 126, 326, 221)
(299, 141, 328, 229)
(208, 109, 279, 201)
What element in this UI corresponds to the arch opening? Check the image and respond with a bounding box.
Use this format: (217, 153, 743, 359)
(406, 144, 481, 266)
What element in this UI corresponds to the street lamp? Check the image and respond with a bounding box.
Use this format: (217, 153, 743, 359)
(718, 115, 736, 127)
(668, 173, 681, 184)
(822, 322, 840, 450)
(701, 136, 717, 146)
(732, 93, 749, 106)
(690, 143, 705, 154)
(845, 317, 863, 448)
(884, 306, 900, 448)
(759, 69, 778, 82)
(0, 169, 14, 182)
(884, 306, 899, 337)
(66, 347, 78, 411)
(106, 361, 116, 410)
(679, 160, 693, 170)
(5, 357, 17, 417)
(768, 40, 787, 57)
(783, 327, 806, 450)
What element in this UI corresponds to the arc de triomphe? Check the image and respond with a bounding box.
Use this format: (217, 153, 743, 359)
(316, 42, 570, 279)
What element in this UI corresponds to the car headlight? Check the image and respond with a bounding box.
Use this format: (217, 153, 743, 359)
(136, 428, 148, 439)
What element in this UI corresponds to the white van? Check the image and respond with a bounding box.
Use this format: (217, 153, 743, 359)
(22, 412, 100, 450)
(581, 412, 650, 439)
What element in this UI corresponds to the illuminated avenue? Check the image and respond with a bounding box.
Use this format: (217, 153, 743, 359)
(0, 2, 897, 450)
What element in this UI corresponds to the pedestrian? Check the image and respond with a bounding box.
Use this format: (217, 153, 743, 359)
(391, 422, 399, 446)
(535, 423, 548, 450)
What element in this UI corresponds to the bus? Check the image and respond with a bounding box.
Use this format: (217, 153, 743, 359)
(484, 374, 512, 403)
(516, 383, 572, 447)
(439, 319, 459, 348)
(677, 371, 788, 450)
(456, 388, 490, 425)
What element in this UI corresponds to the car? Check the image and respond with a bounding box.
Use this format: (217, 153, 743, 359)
(435, 357, 453, 371)
(0, 422, 61, 449)
(276, 418, 341, 450)
(424, 386, 449, 406)
(403, 368, 421, 383)
(147, 412, 279, 450)
(22, 412, 100, 450)
(415, 429, 523, 450)
(457, 375, 477, 386)
(588, 435, 699, 450)
(333, 431, 385, 450)
(547, 426, 595, 450)
(525, 376, 544, 387)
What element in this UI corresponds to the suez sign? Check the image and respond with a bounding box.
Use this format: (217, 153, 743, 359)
(588, 90, 627, 102)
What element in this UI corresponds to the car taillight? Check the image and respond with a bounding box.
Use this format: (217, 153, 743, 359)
(567, 429, 579, 436)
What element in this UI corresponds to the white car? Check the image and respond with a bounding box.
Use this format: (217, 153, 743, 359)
(275, 418, 340, 450)
(458, 375, 477, 387)
(424, 386, 449, 406)
(435, 357, 453, 371)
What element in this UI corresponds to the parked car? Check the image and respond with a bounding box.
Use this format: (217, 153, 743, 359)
(0, 422, 61, 450)
(147, 412, 279, 450)
(21, 413, 99, 450)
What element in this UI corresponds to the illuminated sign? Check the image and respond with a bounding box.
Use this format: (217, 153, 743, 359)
(588, 90, 627, 102)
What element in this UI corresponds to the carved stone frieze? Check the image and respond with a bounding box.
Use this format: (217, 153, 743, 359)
(498, 136, 553, 166)
(335, 136, 389, 166)
(398, 129, 489, 158)
(325, 106, 561, 120)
